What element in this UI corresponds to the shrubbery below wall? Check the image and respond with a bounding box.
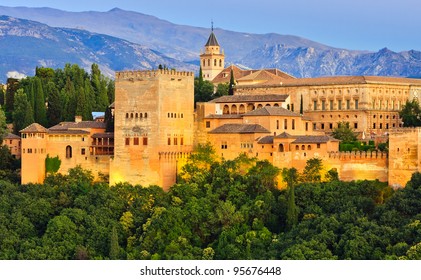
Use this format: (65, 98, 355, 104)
(0, 148, 421, 260)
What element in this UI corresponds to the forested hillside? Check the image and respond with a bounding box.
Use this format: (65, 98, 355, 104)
(0, 144, 420, 260)
(1, 64, 114, 134)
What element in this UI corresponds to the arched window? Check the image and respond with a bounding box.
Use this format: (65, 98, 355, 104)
(247, 104, 255, 111)
(231, 105, 237, 114)
(219, 59, 222, 67)
(307, 145, 312, 150)
(301, 145, 305, 150)
(66, 145, 72, 159)
(279, 144, 284, 152)
(239, 104, 245, 114)
(223, 105, 230, 114)
(135, 113, 138, 118)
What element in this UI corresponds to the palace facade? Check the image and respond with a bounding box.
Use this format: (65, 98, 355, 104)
(18, 29, 421, 189)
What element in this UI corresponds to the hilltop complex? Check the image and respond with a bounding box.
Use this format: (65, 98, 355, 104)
(15, 30, 421, 189)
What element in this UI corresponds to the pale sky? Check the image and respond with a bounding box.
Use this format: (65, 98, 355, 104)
(1, 0, 420, 52)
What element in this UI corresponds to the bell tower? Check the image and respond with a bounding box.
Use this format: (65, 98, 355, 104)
(200, 23, 225, 81)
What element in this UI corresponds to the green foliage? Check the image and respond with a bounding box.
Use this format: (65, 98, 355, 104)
(399, 99, 421, 127)
(2, 161, 421, 260)
(194, 78, 214, 104)
(12, 89, 34, 134)
(332, 121, 357, 142)
(0, 106, 6, 143)
(228, 68, 235, 95)
(214, 82, 229, 98)
(45, 154, 61, 174)
(301, 158, 323, 183)
(9, 64, 113, 127)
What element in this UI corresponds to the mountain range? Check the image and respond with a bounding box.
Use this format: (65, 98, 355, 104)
(0, 6, 420, 83)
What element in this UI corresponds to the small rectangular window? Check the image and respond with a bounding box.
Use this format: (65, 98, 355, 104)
(206, 121, 210, 128)
(180, 137, 184, 146)
(134, 138, 139, 145)
(168, 138, 171, 145)
(125, 138, 130, 145)
(81, 148, 86, 155)
(143, 137, 148, 145)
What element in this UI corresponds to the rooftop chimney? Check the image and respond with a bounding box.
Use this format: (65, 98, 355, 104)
(75, 116, 82, 123)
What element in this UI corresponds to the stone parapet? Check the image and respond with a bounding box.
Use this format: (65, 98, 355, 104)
(328, 151, 388, 160)
(116, 69, 194, 81)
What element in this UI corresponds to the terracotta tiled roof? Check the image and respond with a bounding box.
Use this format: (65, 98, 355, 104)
(92, 132, 115, 138)
(211, 65, 295, 84)
(204, 114, 243, 119)
(205, 31, 220, 47)
(257, 136, 274, 144)
(20, 123, 48, 133)
(252, 75, 421, 87)
(243, 106, 300, 117)
(210, 94, 289, 103)
(275, 132, 294, 139)
(47, 130, 90, 135)
(292, 135, 339, 144)
(49, 121, 106, 131)
(209, 124, 270, 134)
(212, 65, 247, 84)
(4, 133, 20, 139)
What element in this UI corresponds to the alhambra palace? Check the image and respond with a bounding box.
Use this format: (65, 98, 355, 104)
(12, 30, 421, 190)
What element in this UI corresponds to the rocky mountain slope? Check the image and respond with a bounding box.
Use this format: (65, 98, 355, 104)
(0, 15, 195, 82)
(0, 6, 420, 81)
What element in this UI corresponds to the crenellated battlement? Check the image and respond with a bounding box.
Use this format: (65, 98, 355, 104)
(389, 127, 421, 134)
(328, 151, 388, 160)
(158, 151, 191, 160)
(116, 69, 194, 81)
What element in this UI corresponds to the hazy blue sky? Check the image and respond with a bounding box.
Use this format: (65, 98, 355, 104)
(1, 0, 420, 52)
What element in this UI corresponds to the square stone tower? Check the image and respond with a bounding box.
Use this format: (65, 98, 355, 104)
(110, 69, 194, 190)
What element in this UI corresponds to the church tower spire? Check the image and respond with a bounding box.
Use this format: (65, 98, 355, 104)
(200, 23, 225, 81)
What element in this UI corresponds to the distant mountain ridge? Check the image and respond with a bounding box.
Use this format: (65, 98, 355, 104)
(0, 6, 421, 81)
(0, 15, 196, 82)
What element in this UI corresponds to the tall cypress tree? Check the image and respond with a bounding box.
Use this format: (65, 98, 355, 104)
(228, 68, 235, 95)
(46, 82, 62, 127)
(33, 77, 47, 126)
(13, 89, 34, 134)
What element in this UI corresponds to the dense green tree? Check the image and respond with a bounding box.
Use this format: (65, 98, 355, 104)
(215, 82, 229, 98)
(0, 87, 5, 106)
(0, 106, 6, 143)
(331, 121, 357, 142)
(33, 77, 48, 126)
(301, 158, 323, 183)
(399, 99, 421, 127)
(12, 89, 34, 134)
(228, 68, 235, 95)
(5, 78, 19, 121)
(45, 82, 62, 127)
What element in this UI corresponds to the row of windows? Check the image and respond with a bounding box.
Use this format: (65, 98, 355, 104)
(314, 99, 358, 111)
(372, 99, 404, 110)
(167, 137, 184, 146)
(202, 58, 223, 67)
(240, 143, 253, 149)
(125, 112, 148, 119)
(125, 137, 148, 146)
(23, 148, 46, 154)
(21, 133, 45, 139)
(222, 103, 284, 115)
(167, 112, 184, 118)
(276, 119, 296, 130)
(372, 123, 402, 129)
